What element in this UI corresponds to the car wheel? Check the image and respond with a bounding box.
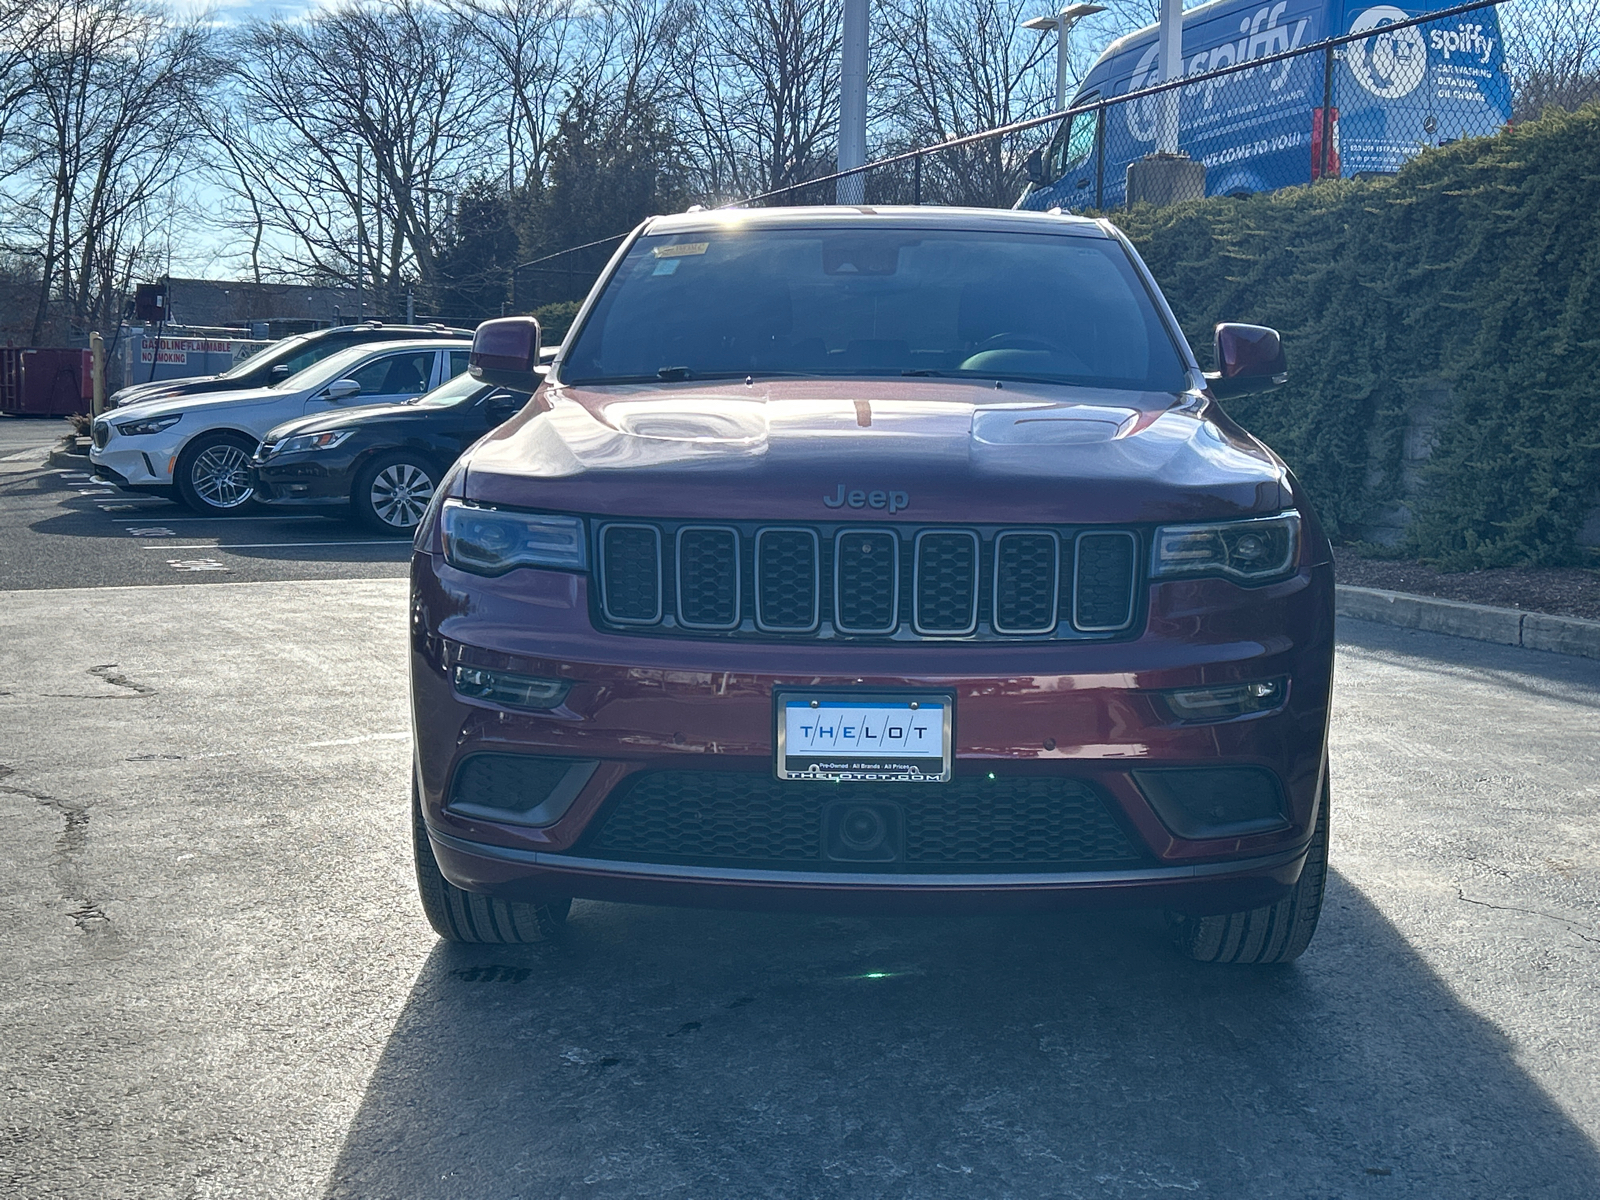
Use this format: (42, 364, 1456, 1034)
(413, 778, 570, 943)
(354, 453, 437, 533)
(1166, 774, 1329, 965)
(175, 433, 259, 515)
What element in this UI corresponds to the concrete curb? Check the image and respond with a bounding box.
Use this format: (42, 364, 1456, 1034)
(1336, 585, 1600, 661)
(46, 436, 90, 468)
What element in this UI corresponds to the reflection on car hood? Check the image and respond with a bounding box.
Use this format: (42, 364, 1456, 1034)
(263, 401, 452, 442)
(462, 379, 1290, 525)
(109, 385, 290, 420)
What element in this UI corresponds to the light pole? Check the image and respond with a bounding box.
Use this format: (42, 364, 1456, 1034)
(1156, 0, 1183, 153)
(837, 0, 869, 204)
(1022, 3, 1106, 112)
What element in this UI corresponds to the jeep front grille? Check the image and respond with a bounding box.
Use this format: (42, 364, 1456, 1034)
(590, 519, 1141, 642)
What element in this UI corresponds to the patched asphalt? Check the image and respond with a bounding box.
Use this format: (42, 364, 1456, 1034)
(1, 568, 1597, 1199)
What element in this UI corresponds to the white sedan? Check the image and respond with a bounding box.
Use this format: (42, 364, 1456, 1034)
(90, 338, 471, 515)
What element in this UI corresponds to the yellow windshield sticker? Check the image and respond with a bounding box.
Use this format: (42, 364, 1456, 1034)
(652, 242, 709, 259)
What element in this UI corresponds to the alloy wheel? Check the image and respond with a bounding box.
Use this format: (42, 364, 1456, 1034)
(370, 462, 435, 529)
(191, 443, 255, 509)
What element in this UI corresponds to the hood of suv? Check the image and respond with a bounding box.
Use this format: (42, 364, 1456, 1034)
(461, 379, 1291, 525)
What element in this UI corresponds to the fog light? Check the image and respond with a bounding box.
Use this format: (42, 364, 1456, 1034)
(1160, 677, 1286, 723)
(452, 665, 572, 710)
(1132, 767, 1288, 840)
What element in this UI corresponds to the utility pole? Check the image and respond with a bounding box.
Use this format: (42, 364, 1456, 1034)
(1022, 4, 1106, 111)
(353, 148, 364, 327)
(837, 0, 868, 205)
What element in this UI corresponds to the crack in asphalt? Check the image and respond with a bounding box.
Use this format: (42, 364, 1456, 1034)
(0, 765, 114, 939)
(1456, 887, 1600, 945)
(86, 664, 156, 695)
(35, 666, 159, 701)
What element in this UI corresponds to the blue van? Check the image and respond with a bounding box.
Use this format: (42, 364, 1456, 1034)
(1019, 0, 1511, 210)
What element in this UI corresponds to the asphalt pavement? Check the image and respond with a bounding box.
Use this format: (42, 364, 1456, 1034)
(0, 416, 410, 590)
(1, 560, 1597, 1198)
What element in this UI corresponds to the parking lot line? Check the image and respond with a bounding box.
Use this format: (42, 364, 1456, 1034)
(141, 540, 408, 550)
(113, 515, 333, 523)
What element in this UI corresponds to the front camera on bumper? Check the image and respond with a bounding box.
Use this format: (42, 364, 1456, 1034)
(452, 665, 573, 710)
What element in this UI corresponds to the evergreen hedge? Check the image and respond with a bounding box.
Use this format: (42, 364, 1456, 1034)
(1115, 103, 1600, 569)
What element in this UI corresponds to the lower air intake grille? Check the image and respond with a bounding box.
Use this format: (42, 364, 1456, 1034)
(587, 771, 1143, 870)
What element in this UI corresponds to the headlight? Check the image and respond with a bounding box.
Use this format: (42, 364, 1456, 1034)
(1152, 512, 1300, 582)
(440, 499, 587, 575)
(113, 413, 181, 437)
(269, 429, 354, 456)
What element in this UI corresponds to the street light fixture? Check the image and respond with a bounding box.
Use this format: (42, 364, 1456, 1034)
(1022, 3, 1107, 112)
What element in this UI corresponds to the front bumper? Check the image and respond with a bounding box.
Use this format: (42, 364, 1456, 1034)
(252, 450, 360, 503)
(89, 428, 181, 485)
(412, 552, 1335, 915)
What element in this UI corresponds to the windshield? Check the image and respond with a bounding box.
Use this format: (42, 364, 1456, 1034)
(406, 372, 490, 407)
(219, 333, 310, 380)
(561, 226, 1188, 392)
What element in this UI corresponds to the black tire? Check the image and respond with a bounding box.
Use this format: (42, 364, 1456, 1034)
(1166, 774, 1330, 965)
(353, 452, 439, 533)
(175, 432, 260, 515)
(413, 780, 570, 943)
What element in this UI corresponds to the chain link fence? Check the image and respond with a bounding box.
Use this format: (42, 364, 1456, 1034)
(751, 0, 1511, 212)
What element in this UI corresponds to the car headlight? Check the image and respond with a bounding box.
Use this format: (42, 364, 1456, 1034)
(1152, 512, 1300, 582)
(113, 413, 181, 436)
(441, 499, 587, 575)
(269, 429, 354, 456)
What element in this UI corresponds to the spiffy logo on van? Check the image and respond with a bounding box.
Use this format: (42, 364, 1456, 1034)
(1430, 23, 1495, 63)
(1124, 2, 1310, 141)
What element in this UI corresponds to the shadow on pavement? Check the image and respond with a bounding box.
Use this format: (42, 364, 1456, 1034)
(322, 872, 1600, 1199)
(1337, 617, 1600, 708)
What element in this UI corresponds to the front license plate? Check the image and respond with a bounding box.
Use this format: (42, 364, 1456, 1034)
(774, 690, 954, 783)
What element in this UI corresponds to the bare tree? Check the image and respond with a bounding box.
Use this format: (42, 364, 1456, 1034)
(675, 0, 844, 200)
(877, 0, 1053, 206)
(1503, 0, 1600, 118)
(1, 0, 214, 342)
(221, 0, 494, 314)
(442, 0, 580, 189)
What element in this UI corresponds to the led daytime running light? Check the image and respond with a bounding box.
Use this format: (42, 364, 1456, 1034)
(452, 665, 573, 710)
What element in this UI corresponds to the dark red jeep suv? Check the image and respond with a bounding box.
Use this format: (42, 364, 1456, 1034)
(408, 206, 1334, 964)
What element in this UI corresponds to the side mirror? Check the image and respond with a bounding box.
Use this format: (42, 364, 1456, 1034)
(324, 378, 361, 401)
(1025, 148, 1045, 185)
(1205, 323, 1287, 399)
(484, 391, 524, 426)
(470, 316, 542, 389)
(270, 363, 291, 382)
